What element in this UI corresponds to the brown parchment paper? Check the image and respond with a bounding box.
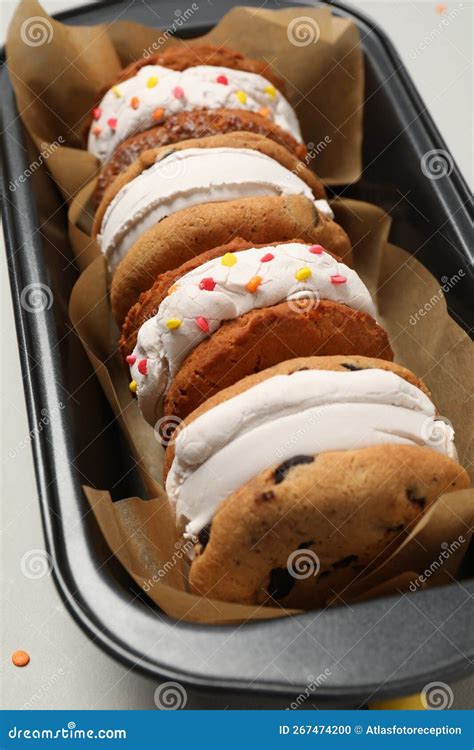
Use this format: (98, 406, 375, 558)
(7, 0, 364, 223)
(68, 195, 474, 623)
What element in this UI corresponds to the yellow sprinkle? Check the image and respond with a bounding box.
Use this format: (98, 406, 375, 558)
(221, 252, 237, 267)
(235, 90, 247, 105)
(246, 275, 262, 293)
(166, 318, 182, 330)
(129, 380, 137, 393)
(295, 267, 312, 282)
(167, 284, 179, 296)
(112, 85, 122, 98)
(264, 85, 277, 99)
(147, 76, 159, 89)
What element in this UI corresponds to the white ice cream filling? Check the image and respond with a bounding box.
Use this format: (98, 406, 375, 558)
(165, 369, 457, 537)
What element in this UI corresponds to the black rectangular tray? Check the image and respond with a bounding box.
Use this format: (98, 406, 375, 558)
(1, 0, 473, 707)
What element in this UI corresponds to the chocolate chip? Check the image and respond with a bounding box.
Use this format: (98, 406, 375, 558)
(266, 568, 295, 599)
(319, 570, 331, 579)
(341, 363, 364, 371)
(273, 455, 314, 484)
(198, 524, 211, 551)
(406, 489, 426, 508)
(259, 490, 276, 502)
(386, 524, 405, 533)
(333, 555, 358, 569)
(298, 541, 314, 549)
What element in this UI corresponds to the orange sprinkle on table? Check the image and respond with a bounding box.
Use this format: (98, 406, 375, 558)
(12, 650, 30, 667)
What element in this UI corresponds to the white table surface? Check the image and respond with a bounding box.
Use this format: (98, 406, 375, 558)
(1, 0, 473, 710)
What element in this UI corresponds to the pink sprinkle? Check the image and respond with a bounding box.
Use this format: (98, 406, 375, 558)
(309, 244, 324, 255)
(195, 316, 210, 333)
(107, 118, 117, 130)
(260, 253, 274, 262)
(199, 277, 216, 291)
(126, 355, 136, 365)
(173, 86, 185, 100)
(92, 107, 101, 120)
(331, 274, 347, 284)
(138, 359, 148, 375)
(216, 75, 228, 85)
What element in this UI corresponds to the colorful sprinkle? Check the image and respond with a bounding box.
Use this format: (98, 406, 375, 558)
(309, 244, 324, 254)
(258, 107, 271, 118)
(147, 76, 159, 88)
(152, 107, 165, 121)
(221, 252, 237, 267)
(107, 118, 117, 131)
(138, 359, 148, 375)
(216, 74, 228, 85)
(264, 85, 277, 99)
(295, 267, 312, 282)
(246, 275, 262, 293)
(199, 277, 216, 291)
(331, 274, 347, 284)
(92, 107, 101, 120)
(129, 380, 137, 393)
(173, 86, 185, 99)
(235, 90, 247, 105)
(166, 318, 182, 330)
(167, 284, 179, 296)
(92, 126, 102, 136)
(11, 651, 30, 668)
(195, 316, 210, 333)
(126, 354, 136, 365)
(111, 85, 122, 98)
(130, 96, 140, 110)
(261, 253, 274, 262)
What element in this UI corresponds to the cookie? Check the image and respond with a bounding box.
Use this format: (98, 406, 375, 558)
(88, 47, 300, 164)
(111, 195, 351, 324)
(94, 109, 307, 205)
(123, 241, 391, 426)
(93, 131, 327, 250)
(187, 445, 469, 608)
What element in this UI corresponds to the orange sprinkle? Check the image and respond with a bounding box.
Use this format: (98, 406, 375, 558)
(92, 126, 102, 136)
(167, 284, 179, 296)
(259, 107, 271, 118)
(130, 97, 140, 110)
(246, 275, 262, 293)
(12, 650, 30, 667)
(152, 107, 165, 121)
